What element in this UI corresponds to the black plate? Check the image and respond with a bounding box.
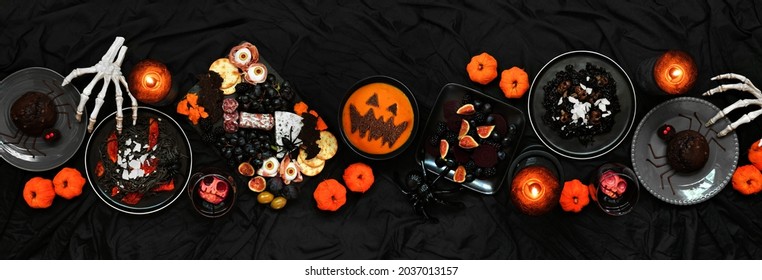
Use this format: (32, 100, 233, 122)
(338, 75, 419, 160)
(527, 50, 637, 160)
(416, 83, 525, 195)
(84, 107, 192, 215)
(0, 67, 87, 171)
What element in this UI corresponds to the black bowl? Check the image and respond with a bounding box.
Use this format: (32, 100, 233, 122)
(338, 76, 419, 160)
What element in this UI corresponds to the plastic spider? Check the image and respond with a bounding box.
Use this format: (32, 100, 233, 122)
(1, 80, 72, 157)
(395, 161, 463, 223)
(646, 112, 725, 195)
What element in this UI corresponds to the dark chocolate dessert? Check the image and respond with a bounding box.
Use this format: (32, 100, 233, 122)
(10, 91, 57, 136)
(666, 130, 709, 173)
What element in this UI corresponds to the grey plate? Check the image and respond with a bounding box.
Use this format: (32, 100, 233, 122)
(528, 50, 637, 160)
(630, 97, 738, 205)
(84, 107, 192, 215)
(0, 67, 87, 171)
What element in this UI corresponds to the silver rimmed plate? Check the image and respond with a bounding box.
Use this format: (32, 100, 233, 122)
(527, 50, 637, 160)
(631, 97, 738, 205)
(84, 107, 192, 215)
(0, 67, 87, 171)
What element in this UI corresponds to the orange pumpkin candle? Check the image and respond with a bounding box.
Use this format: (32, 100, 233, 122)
(510, 165, 561, 215)
(128, 59, 174, 105)
(653, 50, 697, 95)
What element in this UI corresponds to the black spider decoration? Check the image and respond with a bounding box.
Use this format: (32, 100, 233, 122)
(395, 161, 464, 223)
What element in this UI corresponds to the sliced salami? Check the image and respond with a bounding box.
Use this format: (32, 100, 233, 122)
(239, 112, 274, 131)
(222, 98, 239, 114)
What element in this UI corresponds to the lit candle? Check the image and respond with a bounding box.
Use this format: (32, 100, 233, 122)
(653, 50, 697, 95)
(128, 59, 174, 105)
(511, 165, 560, 215)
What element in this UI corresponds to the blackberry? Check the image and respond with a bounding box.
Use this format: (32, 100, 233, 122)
(434, 121, 448, 136)
(482, 167, 497, 177)
(201, 133, 216, 144)
(235, 82, 254, 94)
(198, 117, 214, 132)
(445, 131, 458, 145)
(472, 112, 487, 124)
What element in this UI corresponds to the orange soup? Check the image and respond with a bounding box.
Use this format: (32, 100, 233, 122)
(341, 82, 414, 155)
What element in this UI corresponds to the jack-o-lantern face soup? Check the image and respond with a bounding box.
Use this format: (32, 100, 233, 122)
(342, 82, 414, 155)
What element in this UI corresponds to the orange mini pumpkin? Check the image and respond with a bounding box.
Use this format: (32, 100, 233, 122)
(23, 177, 56, 209)
(499, 66, 530, 99)
(559, 179, 590, 213)
(466, 52, 498, 85)
(343, 162, 375, 193)
(53, 167, 86, 199)
(314, 179, 347, 211)
(748, 140, 762, 170)
(732, 164, 762, 195)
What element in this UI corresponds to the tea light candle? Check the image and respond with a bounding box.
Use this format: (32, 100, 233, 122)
(128, 59, 174, 105)
(511, 165, 560, 216)
(653, 50, 697, 95)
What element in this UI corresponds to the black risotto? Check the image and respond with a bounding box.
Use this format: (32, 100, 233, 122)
(542, 63, 620, 145)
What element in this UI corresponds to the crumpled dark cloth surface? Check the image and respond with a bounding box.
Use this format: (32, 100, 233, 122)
(1, 0, 761, 259)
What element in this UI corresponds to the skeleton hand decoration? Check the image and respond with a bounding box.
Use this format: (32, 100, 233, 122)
(61, 36, 137, 134)
(703, 73, 762, 143)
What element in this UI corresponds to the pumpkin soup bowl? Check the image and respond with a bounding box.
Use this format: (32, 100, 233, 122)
(339, 76, 419, 160)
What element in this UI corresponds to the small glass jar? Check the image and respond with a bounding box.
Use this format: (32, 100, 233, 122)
(591, 163, 639, 216)
(188, 167, 237, 218)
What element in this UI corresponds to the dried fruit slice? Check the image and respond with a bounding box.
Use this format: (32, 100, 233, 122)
(459, 119, 470, 138)
(248, 176, 267, 192)
(458, 135, 479, 149)
(439, 139, 449, 159)
(453, 165, 467, 183)
(476, 125, 495, 139)
(238, 162, 256, 177)
(457, 104, 476, 115)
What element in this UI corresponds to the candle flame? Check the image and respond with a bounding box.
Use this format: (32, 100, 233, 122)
(669, 67, 683, 80)
(145, 75, 157, 88)
(530, 185, 540, 198)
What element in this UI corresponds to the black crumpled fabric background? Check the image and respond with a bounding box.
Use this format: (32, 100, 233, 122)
(1, 0, 761, 259)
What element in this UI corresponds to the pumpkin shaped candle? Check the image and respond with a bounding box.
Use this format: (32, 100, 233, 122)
(128, 59, 174, 105)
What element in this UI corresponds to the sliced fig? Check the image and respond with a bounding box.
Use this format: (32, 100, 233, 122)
(453, 165, 467, 183)
(459, 119, 470, 138)
(439, 139, 449, 159)
(456, 104, 476, 115)
(238, 162, 256, 177)
(458, 135, 479, 149)
(476, 125, 495, 139)
(248, 176, 267, 192)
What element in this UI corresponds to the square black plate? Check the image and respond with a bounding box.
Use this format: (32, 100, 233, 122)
(415, 83, 525, 194)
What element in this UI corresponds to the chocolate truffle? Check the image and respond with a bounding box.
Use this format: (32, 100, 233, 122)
(10, 91, 57, 136)
(666, 130, 709, 173)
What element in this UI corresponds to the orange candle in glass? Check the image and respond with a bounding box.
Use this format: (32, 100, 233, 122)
(653, 50, 697, 95)
(510, 165, 560, 216)
(128, 59, 173, 105)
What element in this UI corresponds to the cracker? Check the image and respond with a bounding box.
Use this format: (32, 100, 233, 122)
(209, 58, 241, 92)
(298, 158, 325, 177)
(298, 149, 325, 168)
(316, 131, 337, 160)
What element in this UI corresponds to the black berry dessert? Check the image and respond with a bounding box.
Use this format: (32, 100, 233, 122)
(425, 94, 517, 183)
(542, 63, 620, 145)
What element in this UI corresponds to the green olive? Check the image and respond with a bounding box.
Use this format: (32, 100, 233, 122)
(257, 191, 274, 204)
(270, 196, 287, 210)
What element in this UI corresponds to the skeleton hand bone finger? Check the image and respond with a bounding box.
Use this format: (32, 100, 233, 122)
(718, 109, 762, 137)
(705, 99, 762, 126)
